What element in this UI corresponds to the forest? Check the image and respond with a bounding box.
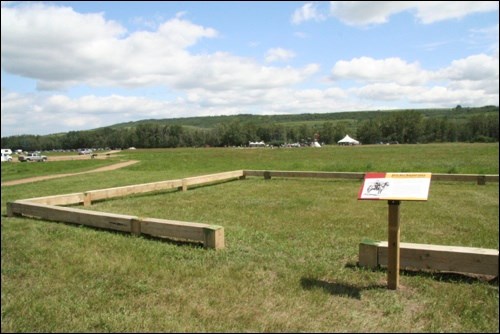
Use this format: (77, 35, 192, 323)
(2, 106, 498, 151)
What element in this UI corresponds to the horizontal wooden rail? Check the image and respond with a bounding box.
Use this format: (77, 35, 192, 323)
(19, 192, 86, 206)
(8, 201, 134, 232)
(85, 179, 183, 205)
(431, 173, 498, 184)
(243, 170, 365, 180)
(19, 172, 244, 207)
(359, 240, 498, 276)
(7, 201, 224, 249)
(140, 218, 224, 249)
(181, 170, 245, 191)
(243, 170, 498, 184)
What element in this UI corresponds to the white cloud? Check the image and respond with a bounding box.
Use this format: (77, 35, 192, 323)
(331, 57, 432, 85)
(329, 1, 498, 26)
(291, 2, 326, 24)
(0, 83, 352, 136)
(1, 2, 498, 137)
(438, 54, 499, 81)
(353, 83, 424, 101)
(414, 1, 499, 24)
(1, 3, 126, 82)
(332, 54, 499, 107)
(0, 91, 193, 135)
(330, 1, 412, 26)
(1, 3, 314, 93)
(265, 48, 296, 63)
(437, 54, 499, 97)
(408, 85, 493, 106)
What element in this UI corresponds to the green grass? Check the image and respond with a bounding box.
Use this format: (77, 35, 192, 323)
(1, 143, 498, 332)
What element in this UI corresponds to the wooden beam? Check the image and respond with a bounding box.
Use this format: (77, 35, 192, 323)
(140, 217, 206, 241)
(131, 218, 141, 236)
(203, 225, 225, 250)
(139, 218, 224, 249)
(431, 173, 498, 184)
(359, 240, 498, 276)
(7, 201, 225, 249)
(243, 170, 498, 183)
(358, 240, 379, 268)
(244, 170, 365, 180)
(21, 193, 85, 206)
(8, 201, 134, 232)
(86, 179, 183, 202)
(181, 170, 244, 191)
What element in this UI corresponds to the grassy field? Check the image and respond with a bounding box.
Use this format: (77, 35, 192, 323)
(1, 143, 498, 332)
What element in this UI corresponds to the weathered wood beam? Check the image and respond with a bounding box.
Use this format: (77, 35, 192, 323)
(85, 179, 183, 204)
(19, 193, 85, 206)
(359, 240, 498, 276)
(7, 201, 224, 249)
(244, 170, 365, 180)
(244, 170, 498, 184)
(181, 170, 244, 191)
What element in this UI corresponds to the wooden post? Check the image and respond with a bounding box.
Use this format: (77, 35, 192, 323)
(387, 200, 401, 290)
(83, 192, 92, 207)
(131, 218, 141, 236)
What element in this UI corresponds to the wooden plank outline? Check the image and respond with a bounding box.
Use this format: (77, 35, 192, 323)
(6, 169, 498, 252)
(7, 170, 245, 249)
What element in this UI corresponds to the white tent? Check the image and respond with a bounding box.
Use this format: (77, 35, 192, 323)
(311, 141, 321, 148)
(249, 141, 266, 147)
(337, 135, 360, 145)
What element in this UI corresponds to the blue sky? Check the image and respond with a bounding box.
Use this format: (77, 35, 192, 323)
(1, 1, 498, 137)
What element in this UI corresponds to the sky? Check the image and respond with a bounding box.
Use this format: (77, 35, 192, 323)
(1, 1, 499, 137)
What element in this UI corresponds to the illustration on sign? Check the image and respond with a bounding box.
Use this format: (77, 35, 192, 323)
(358, 172, 432, 201)
(366, 181, 390, 195)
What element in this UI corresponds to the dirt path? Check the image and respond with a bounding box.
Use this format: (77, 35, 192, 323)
(2, 160, 139, 187)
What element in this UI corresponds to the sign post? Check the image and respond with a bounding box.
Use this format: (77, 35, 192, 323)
(358, 173, 431, 290)
(387, 200, 400, 289)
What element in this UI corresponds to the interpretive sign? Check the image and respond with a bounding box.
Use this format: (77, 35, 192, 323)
(358, 172, 432, 289)
(358, 172, 432, 201)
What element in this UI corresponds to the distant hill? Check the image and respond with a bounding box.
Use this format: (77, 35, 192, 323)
(101, 105, 498, 131)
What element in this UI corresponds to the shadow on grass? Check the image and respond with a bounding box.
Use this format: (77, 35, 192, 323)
(300, 277, 386, 300)
(345, 262, 499, 286)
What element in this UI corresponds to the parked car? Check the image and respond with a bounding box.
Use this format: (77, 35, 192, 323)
(18, 152, 48, 162)
(1, 153, 13, 162)
(78, 149, 93, 155)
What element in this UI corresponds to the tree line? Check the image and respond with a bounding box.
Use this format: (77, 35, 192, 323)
(2, 108, 498, 152)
